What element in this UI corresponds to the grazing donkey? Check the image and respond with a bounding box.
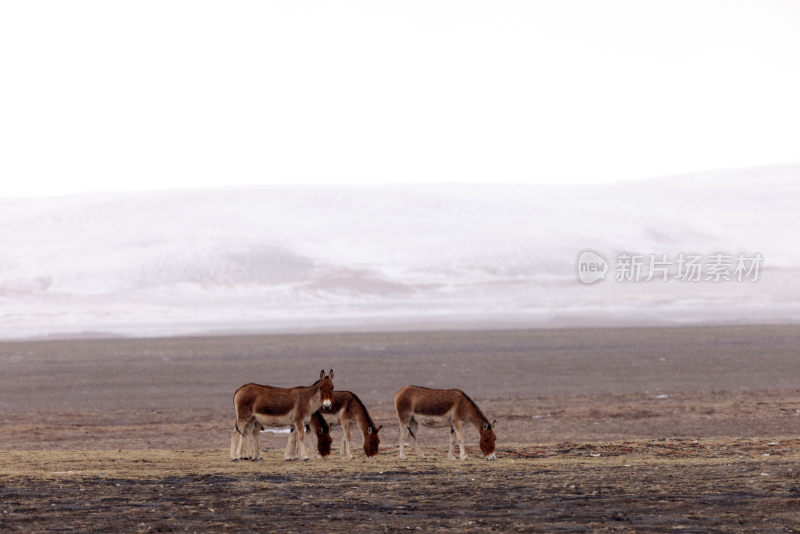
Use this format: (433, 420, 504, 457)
(320, 390, 382, 458)
(394, 385, 496, 461)
(245, 410, 333, 460)
(230, 369, 334, 461)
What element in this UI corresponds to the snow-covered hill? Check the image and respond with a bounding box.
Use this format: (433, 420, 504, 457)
(1, 165, 799, 339)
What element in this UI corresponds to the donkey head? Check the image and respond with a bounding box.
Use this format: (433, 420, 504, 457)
(363, 424, 383, 457)
(318, 369, 334, 410)
(310, 410, 332, 457)
(479, 419, 497, 460)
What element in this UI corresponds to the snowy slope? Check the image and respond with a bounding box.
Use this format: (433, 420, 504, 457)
(1, 165, 799, 339)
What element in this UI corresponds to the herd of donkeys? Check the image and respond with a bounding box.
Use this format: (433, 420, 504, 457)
(230, 369, 497, 461)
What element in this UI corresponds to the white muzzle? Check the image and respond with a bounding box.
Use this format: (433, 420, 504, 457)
(322, 400, 332, 409)
(485, 453, 497, 461)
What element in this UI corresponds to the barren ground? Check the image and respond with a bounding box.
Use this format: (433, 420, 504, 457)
(2, 326, 800, 532)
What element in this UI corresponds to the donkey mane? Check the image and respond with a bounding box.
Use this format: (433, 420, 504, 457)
(456, 388, 491, 425)
(301, 376, 332, 388)
(345, 390, 377, 430)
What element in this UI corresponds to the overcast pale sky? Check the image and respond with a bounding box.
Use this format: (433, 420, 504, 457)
(1, 1, 799, 196)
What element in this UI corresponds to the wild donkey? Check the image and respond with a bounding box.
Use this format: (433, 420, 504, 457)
(245, 410, 333, 460)
(230, 370, 334, 461)
(394, 385, 496, 460)
(320, 390, 382, 458)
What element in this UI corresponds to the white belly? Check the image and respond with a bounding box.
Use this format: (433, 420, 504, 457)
(418, 415, 452, 428)
(254, 413, 294, 428)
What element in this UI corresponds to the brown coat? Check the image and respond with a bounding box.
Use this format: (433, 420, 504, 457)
(394, 385, 496, 460)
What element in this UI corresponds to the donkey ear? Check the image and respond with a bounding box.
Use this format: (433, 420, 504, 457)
(376, 425, 383, 433)
(367, 426, 372, 435)
(329, 369, 334, 379)
(320, 370, 325, 379)
(482, 422, 489, 430)
(492, 420, 497, 429)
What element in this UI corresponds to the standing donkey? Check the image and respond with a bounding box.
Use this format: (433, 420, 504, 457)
(320, 390, 382, 458)
(394, 385, 496, 460)
(230, 370, 334, 461)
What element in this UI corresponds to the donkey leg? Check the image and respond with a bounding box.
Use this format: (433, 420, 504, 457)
(230, 426, 241, 460)
(231, 420, 253, 460)
(294, 420, 309, 460)
(242, 428, 253, 459)
(289, 426, 312, 458)
(284, 430, 297, 461)
(408, 418, 424, 458)
(452, 420, 467, 460)
(235, 421, 253, 459)
(245, 422, 258, 460)
(343, 422, 354, 459)
(242, 426, 253, 459)
(397, 415, 413, 459)
(448, 426, 456, 460)
(246, 422, 262, 460)
(250, 425, 262, 461)
(241, 424, 255, 460)
(304, 424, 321, 459)
(398, 423, 407, 459)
